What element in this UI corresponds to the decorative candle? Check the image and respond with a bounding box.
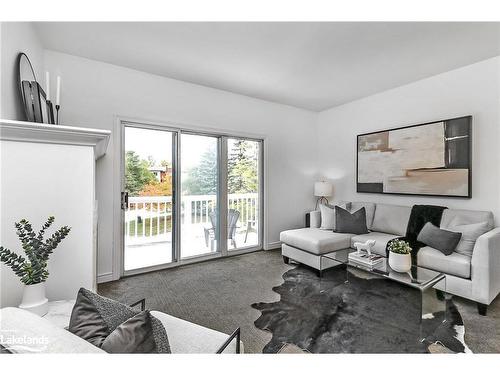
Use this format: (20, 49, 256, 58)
(56, 76, 61, 105)
(45, 72, 50, 100)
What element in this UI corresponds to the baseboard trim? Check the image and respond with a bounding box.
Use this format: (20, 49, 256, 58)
(265, 241, 282, 250)
(97, 272, 114, 284)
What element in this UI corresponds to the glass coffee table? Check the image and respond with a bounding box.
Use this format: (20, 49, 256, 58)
(320, 249, 447, 342)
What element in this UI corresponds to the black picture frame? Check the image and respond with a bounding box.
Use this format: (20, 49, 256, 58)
(21, 80, 35, 122)
(18, 53, 38, 122)
(17, 52, 56, 125)
(356, 115, 472, 198)
(31, 81, 55, 124)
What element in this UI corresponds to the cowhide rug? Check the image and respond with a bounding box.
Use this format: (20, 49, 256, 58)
(251, 266, 471, 353)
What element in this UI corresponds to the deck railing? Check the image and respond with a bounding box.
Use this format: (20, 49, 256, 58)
(125, 193, 258, 242)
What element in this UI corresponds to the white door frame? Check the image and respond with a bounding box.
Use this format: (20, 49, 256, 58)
(111, 116, 268, 281)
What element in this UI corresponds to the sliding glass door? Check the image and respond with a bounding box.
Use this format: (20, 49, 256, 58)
(227, 138, 261, 250)
(123, 126, 175, 271)
(122, 122, 263, 275)
(180, 133, 220, 259)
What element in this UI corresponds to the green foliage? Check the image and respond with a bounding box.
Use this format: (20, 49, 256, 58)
(227, 140, 258, 194)
(125, 141, 258, 197)
(388, 239, 412, 254)
(182, 140, 258, 196)
(183, 145, 218, 195)
(0, 217, 71, 285)
(125, 151, 156, 195)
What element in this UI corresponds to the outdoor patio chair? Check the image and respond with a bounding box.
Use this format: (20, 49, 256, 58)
(244, 220, 257, 243)
(204, 209, 240, 249)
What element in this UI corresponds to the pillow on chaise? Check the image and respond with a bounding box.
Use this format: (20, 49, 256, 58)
(319, 202, 350, 230)
(417, 222, 462, 256)
(68, 288, 171, 353)
(334, 206, 368, 235)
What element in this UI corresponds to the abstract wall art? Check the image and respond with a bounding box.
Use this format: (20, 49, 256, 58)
(357, 116, 471, 197)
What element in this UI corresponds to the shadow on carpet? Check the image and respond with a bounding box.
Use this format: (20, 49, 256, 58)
(251, 266, 470, 353)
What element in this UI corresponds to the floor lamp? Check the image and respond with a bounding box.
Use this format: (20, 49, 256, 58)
(314, 181, 333, 209)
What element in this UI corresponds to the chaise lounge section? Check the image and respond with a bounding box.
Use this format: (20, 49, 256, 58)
(280, 201, 500, 315)
(0, 302, 243, 354)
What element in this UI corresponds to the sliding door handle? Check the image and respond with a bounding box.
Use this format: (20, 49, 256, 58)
(121, 191, 129, 210)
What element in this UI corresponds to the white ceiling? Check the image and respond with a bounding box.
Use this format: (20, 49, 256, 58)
(35, 22, 500, 111)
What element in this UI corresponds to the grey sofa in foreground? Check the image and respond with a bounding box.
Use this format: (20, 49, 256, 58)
(280, 201, 500, 315)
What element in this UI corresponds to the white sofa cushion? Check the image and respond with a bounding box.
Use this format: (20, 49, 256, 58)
(371, 204, 411, 236)
(0, 307, 104, 353)
(150, 311, 239, 353)
(350, 232, 399, 256)
(280, 228, 353, 255)
(350, 202, 376, 229)
(441, 208, 494, 230)
(417, 246, 471, 279)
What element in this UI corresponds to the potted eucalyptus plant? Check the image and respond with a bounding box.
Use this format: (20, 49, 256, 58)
(387, 239, 412, 272)
(0, 216, 70, 316)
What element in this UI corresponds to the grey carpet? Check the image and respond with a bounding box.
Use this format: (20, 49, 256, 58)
(98, 249, 500, 353)
(252, 266, 466, 353)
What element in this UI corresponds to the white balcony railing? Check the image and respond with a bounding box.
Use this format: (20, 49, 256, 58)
(124, 193, 258, 245)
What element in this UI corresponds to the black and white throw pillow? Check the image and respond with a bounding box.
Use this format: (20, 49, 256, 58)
(68, 288, 171, 353)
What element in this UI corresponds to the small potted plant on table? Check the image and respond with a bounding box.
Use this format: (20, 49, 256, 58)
(388, 239, 412, 272)
(0, 216, 70, 316)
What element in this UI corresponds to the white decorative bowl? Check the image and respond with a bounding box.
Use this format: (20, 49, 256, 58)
(388, 252, 412, 273)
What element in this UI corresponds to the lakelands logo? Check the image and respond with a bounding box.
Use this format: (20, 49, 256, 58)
(0, 330, 49, 353)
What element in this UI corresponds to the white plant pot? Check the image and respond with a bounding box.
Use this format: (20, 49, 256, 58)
(389, 252, 412, 273)
(19, 282, 48, 316)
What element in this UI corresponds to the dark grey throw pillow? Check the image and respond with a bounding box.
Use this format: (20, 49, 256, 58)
(0, 344, 13, 354)
(101, 311, 157, 353)
(335, 206, 368, 234)
(68, 288, 110, 347)
(69, 288, 171, 353)
(417, 222, 462, 255)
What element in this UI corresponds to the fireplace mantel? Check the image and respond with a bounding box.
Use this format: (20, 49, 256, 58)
(0, 119, 110, 159)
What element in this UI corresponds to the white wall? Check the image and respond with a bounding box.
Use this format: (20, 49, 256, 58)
(317, 56, 500, 223)
(42, 50, 318, 281)
(0, 22, 44, 120)
(1, 141, 95, 307)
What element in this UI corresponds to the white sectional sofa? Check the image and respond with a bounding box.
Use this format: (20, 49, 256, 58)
(0, 306, 242, 354)
(280, 201, 500, 315)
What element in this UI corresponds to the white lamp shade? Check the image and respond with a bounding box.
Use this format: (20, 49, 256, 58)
(314, 181, 333, 197)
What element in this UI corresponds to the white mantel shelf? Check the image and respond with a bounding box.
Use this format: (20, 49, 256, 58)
(0, 119, 111, 159)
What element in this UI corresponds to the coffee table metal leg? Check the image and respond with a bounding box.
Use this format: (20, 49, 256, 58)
(419, 277, 447, 343)
(419, 288, 434, 343)
(319, 255, 349, 286)
(419, 289, 425, 343)
(443, 277, 447, 324)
